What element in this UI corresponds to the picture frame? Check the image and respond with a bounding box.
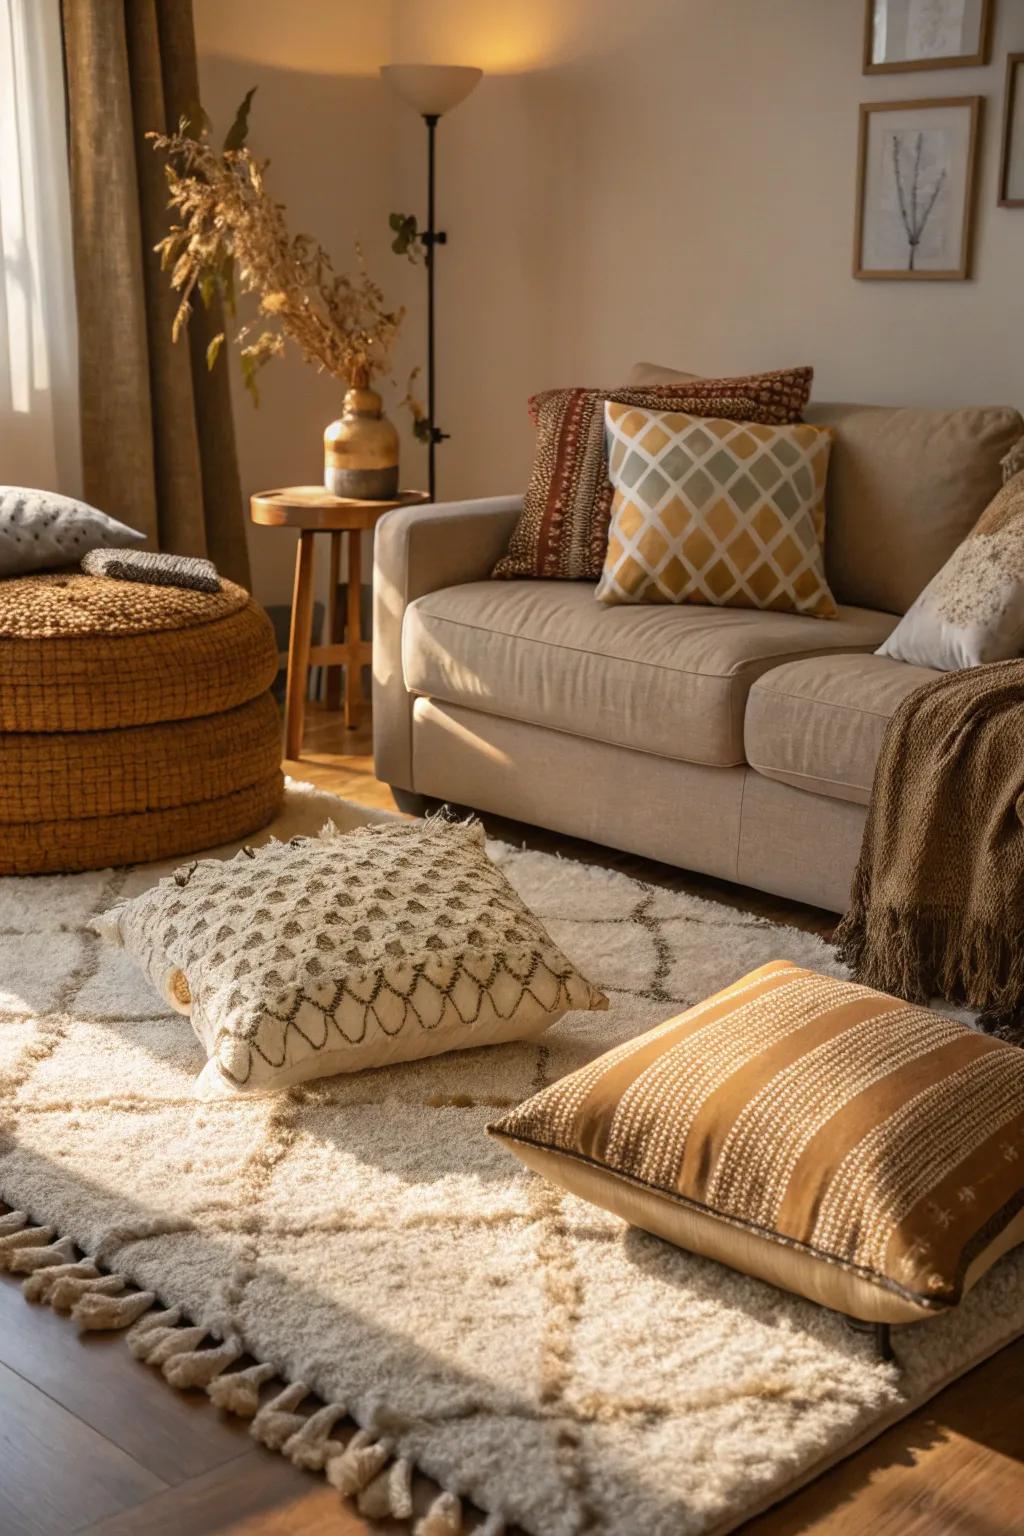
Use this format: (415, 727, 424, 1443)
(863, 0, 993, 74)
(998, 53, 1024, 206)
(853, 96, 982, 280)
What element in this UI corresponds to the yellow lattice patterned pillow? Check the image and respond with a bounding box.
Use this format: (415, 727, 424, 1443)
(596, 403, 837, 618)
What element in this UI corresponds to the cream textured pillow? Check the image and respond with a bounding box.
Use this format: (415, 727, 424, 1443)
(97, 819, 607, 1097)
(878, 469, 1024, 670)
(490, 960, 1024, 1325)
(596, 404, 837, 618)
(0, 487, 144, 576)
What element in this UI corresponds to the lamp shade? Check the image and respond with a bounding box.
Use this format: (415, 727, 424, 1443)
(380, 63, 482, 117)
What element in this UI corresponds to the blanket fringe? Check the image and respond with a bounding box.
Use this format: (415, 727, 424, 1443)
(835, 902, 1024, 1040)
(0, 1207, 506, 1533)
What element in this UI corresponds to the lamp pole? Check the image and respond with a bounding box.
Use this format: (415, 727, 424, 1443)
(380, 65, 482, 503)
(421, 113, 448, 503)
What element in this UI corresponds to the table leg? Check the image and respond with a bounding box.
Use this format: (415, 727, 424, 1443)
(285, 530, 316, 760)
(325, 531, 343, 711)
(344, 528, 363, 730)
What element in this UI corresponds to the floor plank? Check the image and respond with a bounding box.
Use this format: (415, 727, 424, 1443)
(0, 1270, 253, 1486)
(78, 1449, 364, 1536)
(0, 1359, 165, 1536)
(747, 1336, 1024, 1535)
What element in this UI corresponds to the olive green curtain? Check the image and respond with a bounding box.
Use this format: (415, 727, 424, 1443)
(61, 0, 250, 587)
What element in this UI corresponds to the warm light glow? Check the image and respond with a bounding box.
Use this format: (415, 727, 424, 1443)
(380, 63, 482, 117)
(388, 0, 595, 73)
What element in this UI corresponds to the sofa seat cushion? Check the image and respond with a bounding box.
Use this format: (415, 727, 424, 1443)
(745, 652, 940, 804)
(403, 580, 896, 768)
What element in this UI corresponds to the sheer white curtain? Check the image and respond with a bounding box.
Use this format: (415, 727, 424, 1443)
(0, 0, 80, 492)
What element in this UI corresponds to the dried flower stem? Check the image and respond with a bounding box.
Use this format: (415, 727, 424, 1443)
(148, 98, 403, 402)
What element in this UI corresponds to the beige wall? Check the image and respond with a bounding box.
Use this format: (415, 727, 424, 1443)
(196, 0, 1024, 606)
(195, 0, 406, 609)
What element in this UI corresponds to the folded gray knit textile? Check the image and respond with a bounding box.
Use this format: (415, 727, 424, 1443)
(82, 548, 222, 592)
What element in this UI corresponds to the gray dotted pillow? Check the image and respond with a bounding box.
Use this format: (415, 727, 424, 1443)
(0, 487, 145, 577)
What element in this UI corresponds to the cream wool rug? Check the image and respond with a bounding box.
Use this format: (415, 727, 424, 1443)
(1, 784, 1023, 1536)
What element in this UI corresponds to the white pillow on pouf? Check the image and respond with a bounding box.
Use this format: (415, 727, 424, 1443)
(0, 486, 144, 576)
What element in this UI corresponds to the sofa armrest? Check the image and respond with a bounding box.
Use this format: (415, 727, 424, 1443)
(372, 494, 523, 791)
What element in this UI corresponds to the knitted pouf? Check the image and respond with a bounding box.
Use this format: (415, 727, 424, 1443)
(0, 573, 283, 874)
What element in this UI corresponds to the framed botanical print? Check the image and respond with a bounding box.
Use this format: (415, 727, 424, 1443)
(999, 54, 1024, 207)
(854, 97, 982, 279)
(864, 0, 993, 73)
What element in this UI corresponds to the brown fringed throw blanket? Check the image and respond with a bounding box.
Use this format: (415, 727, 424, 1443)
(835, 658, 1024, 1040)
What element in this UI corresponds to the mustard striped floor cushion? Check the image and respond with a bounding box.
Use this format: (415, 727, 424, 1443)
(0, 573, 283, 874)
(490, 960, 1024, 1325)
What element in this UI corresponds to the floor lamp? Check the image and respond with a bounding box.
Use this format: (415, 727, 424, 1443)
(381, 64, 482, 502)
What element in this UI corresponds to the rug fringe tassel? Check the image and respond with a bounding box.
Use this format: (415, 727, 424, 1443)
(50, 1272, 126, 1312)
(250, 1381, 310, 1451)
(138, 1323, 207, 1365)
(23, 1260, 99, 1302)
(0, 1225, 53, 1266)
(8, 1235, 78, 1274)
(75, 1287, 155, 1331)
(163, 1337, 242, 1389)
(282, 1401, 348, 1470)
(357, 1455, 414, 1520)
(207, 1361, 276, 1417)
(325, 1428, 393, 1496)
(415, 1490, 465, 1535)
(126, 1307, 183, 1357)
(0, 1212, 505, 1535)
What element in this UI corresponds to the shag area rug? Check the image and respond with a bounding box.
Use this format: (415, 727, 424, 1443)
(1, 785, 1023, 1536)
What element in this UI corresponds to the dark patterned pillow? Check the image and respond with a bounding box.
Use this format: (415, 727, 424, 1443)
(492, 368, 814, 581)
(96, 818, 607, 1097)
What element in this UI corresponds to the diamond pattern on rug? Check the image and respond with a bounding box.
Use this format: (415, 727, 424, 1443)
(2, 791, 1024, 1536)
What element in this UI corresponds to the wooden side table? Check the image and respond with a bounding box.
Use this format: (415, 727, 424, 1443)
(250, 486, 429, 758)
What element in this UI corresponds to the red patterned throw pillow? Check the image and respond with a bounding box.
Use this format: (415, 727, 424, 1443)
(492, 367, 815, 581)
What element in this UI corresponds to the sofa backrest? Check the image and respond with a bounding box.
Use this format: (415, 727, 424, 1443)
(627, 363, 1023, 616)
(806, 401, 1023, 615)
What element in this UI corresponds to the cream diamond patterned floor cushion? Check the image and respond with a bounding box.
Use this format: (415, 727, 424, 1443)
(596, 403, 837, 617)
(96, 819, 608, 1096)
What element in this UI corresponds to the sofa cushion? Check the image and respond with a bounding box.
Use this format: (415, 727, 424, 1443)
(745, 652, 940, 804)
(403, 580, 895, 769)
(806, 402, 1024, 616)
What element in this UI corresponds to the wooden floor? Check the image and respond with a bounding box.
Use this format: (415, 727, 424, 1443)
(3, 705, 1022, 1536)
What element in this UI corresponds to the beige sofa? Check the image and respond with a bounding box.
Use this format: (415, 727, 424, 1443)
(373, 398, 1023, 913)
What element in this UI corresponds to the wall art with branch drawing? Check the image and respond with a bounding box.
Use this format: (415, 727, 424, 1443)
(855, 97, 982, 280)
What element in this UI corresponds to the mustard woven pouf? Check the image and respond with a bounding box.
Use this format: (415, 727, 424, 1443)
(0, 573, 284, 874)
